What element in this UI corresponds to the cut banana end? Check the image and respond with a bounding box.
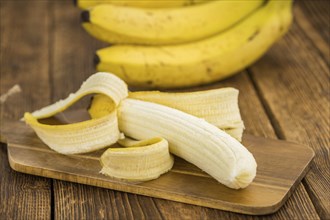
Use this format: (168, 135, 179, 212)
(117, 99, 257, 189)
(101, 137, 174, 181)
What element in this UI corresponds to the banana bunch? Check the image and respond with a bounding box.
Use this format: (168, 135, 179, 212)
(24, 72, 256, 189)
(76, 0, 293, 88)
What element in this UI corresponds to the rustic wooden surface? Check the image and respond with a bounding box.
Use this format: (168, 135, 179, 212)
(3, 118, 315, 215)
(0, 0, 329, 219)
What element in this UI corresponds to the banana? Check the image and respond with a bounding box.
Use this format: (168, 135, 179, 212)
(81, 0, 264, 45)
(76, 0, 208, 10)
(95, 0, 293, 88)
(116, 98, 256, 189)
(24, 72, 257, 189)
(101, 137, 174, 181)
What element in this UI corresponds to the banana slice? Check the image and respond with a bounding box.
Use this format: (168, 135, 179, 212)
(101, 137, 174, 181)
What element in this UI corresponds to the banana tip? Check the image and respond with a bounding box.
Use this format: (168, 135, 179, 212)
(94, 54, 100, 67)
(81, 11, 90, 23)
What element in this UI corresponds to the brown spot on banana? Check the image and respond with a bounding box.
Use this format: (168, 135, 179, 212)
(248, 29, 260, 42)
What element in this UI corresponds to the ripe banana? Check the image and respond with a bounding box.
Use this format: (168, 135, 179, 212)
(76, 0, 208, 10)
(24, 72, 257, 188)
(81, 0, 264, 45)
(95, 0, 293, 88)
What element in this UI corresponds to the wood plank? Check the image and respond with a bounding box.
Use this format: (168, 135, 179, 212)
(5, 119, 314, 215)
(0, 1, 52, 219)
(294, 1, 330, 66)
(298, 0, 329, 44)
(248, 13, 330, 219)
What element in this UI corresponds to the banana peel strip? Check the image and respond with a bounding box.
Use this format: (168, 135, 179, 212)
(24, 72, 128, 154)
(30, 72, 128, 119)
(24, 111, 119, 154)
(101, 137, 174, 181)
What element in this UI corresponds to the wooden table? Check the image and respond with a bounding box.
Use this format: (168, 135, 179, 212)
(0, 1, 329, 219)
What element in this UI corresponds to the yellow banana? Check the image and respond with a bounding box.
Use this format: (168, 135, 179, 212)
(24, 72, 257, 188)
(95, 0, 293, 88)
(81, 0, 264, 45)
(76, 0, 207, 10)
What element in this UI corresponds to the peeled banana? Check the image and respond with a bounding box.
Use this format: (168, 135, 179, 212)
(24, 72, 257, 189)
(116, 98, 256, 189)
(95, 0, 293, 88)
(76, 0, 208, 10)
(82, 0, 264, 45)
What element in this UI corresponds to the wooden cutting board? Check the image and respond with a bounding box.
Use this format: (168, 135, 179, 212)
(1, 112, 314, 215)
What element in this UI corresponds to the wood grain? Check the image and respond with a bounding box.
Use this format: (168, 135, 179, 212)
(294, 1, 330, 66)
(249, 9, 330, 219)
(0, 1, 51, 219)
(5, 118, 314, 215)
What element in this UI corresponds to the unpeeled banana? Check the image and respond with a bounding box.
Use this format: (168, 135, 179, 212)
(94, 0, 293, 88)
(82, 0, 263, 45)
(23, 72, 256, 189)
(76, 0, 208, 10)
